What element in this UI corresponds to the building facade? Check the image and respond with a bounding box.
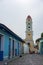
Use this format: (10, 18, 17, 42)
(0, 23, 25, 61)
(36, 38, 43, 54)
(24, 15, 34, 53)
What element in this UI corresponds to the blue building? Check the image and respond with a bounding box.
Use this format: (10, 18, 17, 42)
(0, 23, 25, 60)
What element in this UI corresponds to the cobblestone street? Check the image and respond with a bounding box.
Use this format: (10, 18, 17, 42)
(8, 54, 43, 65)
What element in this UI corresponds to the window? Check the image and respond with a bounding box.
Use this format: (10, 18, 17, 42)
(12, 39, 14, 57)
(28, 26, 30, 28)
(28, 34, 30, 36)
(28, 23, 30, 25)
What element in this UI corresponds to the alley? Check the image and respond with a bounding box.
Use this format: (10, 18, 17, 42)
(8, 54, 43, 65)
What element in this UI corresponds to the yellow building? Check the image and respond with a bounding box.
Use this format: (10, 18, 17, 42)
(24, 15, 34, 53)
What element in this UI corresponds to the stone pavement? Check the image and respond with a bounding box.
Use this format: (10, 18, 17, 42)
(8, 54, 43, 65)
(0, 61, 3, 65)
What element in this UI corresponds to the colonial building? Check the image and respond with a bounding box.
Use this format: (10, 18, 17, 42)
(0, 23, 25, 61)
(24, 15, 34, 53)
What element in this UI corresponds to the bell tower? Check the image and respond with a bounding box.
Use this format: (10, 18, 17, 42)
(25, 15, 34, 53)
(26, 15, 33, 41)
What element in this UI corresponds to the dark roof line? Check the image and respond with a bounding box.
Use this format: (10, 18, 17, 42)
(0, 23, 25, 43)
(36, 37, 43, 42)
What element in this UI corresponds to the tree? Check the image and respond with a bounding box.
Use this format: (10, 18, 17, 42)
(41, 33, 43, 38)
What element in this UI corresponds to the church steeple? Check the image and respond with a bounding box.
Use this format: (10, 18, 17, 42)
(26, 15, 33, 41)
(24, 15, 34, 53)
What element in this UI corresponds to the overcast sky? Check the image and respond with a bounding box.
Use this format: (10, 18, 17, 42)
(0, 0, 43, 42)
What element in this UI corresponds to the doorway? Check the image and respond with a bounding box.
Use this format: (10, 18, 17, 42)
(0, 34, 4, 61)
(8, 38, 12, 58)
(0, 34, 4, 51)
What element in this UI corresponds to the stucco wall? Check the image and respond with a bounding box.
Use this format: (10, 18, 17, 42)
(0, 29, 9, 59)
(0, 29, 24, 60)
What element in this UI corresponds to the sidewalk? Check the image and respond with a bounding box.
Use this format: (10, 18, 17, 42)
(0, 54, 27, 65)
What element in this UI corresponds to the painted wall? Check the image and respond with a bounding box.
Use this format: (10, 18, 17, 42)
(23, 44, 29, 53)
(0, 29, 24, 60)
(14, 40, 19, 56)
(40, 40, 43, 54)
(14, 40, 23, 56)
(18, 42, 23, 55)
(0, 29, 13, 58)
(0, 29, 9, 59)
